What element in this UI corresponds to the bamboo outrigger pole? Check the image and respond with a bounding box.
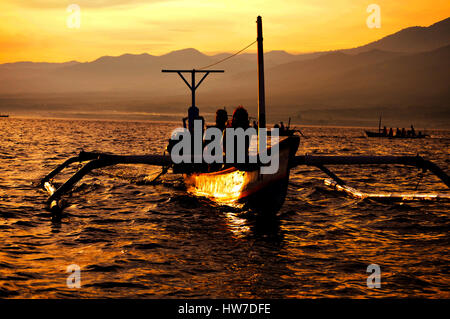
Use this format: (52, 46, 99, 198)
(294, 154, 450, 189)
(40, 151, 171, 214)
(295, 154, 450, 199)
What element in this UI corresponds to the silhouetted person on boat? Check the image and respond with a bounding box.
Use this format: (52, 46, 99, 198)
(183, 105, 204, 133)
(213, 108, 228, 132)
(205, 108, 227, 158)
(223, 106, 252, 165)
(182, 105, 205, 159)
(396, 128, 401, 137)
(280, 122, 285, 135)
(401, 128, 406, 137)
(230, 105, 250, 129)
(382, 126, 388, 136)
(204, 109, 228, 172)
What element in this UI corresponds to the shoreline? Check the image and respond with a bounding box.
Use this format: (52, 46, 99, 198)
(3, 114, 450, 131)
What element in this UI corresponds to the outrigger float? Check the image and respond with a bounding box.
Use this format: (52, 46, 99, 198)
(39, 16, 450, 217)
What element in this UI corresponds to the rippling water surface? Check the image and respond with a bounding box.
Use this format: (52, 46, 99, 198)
(0, 117, 449, 298)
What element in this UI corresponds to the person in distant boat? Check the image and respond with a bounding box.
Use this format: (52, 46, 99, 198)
(410, 125, 416, 137)
(396, 128, 401, 137)
(401, 128, 406, 137)
(382, 126, 388, 136)
(388, 127, 393, 137)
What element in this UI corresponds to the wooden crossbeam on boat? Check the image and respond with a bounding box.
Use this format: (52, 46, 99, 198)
(161, 69, 224, 110)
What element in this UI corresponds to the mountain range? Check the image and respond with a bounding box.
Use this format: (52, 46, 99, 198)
(0, 17, 449, 127)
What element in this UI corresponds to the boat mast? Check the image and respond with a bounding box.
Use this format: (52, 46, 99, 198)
(378, 114, 382, 133)
(256, 16, 266, 129)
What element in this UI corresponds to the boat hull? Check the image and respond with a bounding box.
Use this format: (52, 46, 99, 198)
(365, 131, 428, 138)
(184, 135, 300, 213)
(365, 131, 384, 137)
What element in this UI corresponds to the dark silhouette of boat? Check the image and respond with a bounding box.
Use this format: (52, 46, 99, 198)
(0, 114, 9, 118)
(365, 130, 428, 138)
(365, 115, 428, 138)
(164, 17, 300, 213)
(365, 131, 384, 137)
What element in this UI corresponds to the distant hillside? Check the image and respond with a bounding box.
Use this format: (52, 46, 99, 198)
(0, 48, 311, 94)
(345, 17, 450, 54)
(203, 44, 449, 110)
(0, 17, 449, 127)
(267, 45, 450, 107)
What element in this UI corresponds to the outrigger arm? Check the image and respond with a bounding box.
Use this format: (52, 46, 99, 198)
(294, 155, 450, 187)
(40, 151, 171, 211)
(294, 154, 450, 200)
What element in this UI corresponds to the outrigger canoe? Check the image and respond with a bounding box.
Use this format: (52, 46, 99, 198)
(39, 16, 450, 219)
(365, 131, 428, 138)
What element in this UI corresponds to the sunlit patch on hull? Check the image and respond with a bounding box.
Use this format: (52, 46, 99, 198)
(184, 136, 300, 213)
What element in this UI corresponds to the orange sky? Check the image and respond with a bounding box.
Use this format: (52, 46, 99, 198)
(0, 0, 449, 63)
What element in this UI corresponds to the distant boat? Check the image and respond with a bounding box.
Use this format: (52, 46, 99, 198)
(365, 114, 384, 137)
(365, 115, 428, 138)
(365, 130, 428, 139)
(0, 114, 9, 118)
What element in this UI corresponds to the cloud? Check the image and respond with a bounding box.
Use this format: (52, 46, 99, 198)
(14, 0, 172, 9)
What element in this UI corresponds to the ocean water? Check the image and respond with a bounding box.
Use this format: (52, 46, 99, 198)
(0, 117, 449, 298)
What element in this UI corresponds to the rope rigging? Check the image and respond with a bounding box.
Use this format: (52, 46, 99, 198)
(198, 40, 257, 70)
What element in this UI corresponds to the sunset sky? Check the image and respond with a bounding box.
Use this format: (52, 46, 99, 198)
(1, 0, 449, 63)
